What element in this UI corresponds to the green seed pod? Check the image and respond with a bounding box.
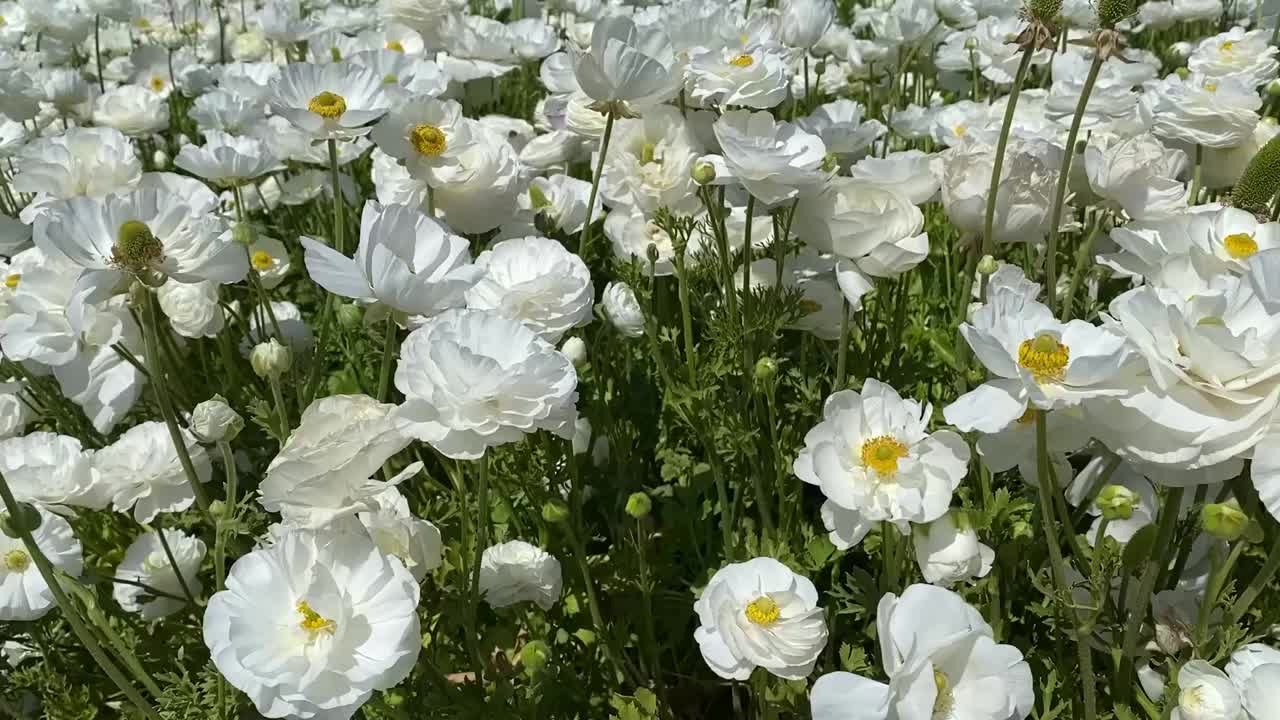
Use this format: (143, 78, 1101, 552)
(1231, 135, 1280, 216)
(1095, 484, 1138, 521)
(1095, 0, 1135, 28)
(625, 492, 652, 519)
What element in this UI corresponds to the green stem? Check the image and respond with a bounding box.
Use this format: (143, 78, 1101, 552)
(982, 45, 1036, 258)
(376, 316, 398, 402)
(1195, 540, 1245, 650)
(152, 524, 197, 606)
(1189, 144, 1204, 207)
(1062, 212, 1108, 321)
(577, 109, 615, 258)
(94, 15, 105, 94)
(326, 138, 346, 256)
(269, 377, 290, 442)
(213, 441, 236, 593)
(700, 185, 737, 316)
(1118, 486, 1186, 701)
(741, 194, 757, 381)
(1231, 535, 1280, 623)
(467, 456, 491, 683)
(675, 258, 697, 382)
(835, 299, 850, 390)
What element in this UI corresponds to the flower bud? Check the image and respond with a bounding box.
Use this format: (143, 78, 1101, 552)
(691, 161, 716, 185)
(336, 302, 364, 329)
(520, 640, 550, 676)
(1095, 0, 1134, 27)
(1074, 139, 1087, 155)
(191, 395, 244, 443)
(1202, 501, 1249, 542)
(625, 492, 652, 519)
(1175, 67, 1190, 80)
(250, 338, 292, 379)
(0, 503, 41, 539)
(645, 243, 660, 264)
(814, 60, 826, 76)
(209, 499, 227, 519)
(976, 255, 999, 276)
(754, 357, 778, 383)
(1095, 484, 1138, 520)
(560, 336, 587, 368)
(541, 500, 570, 524)
(1268, 80, 1280, 98)
(152, 149, 169, 168)
(963, 36, 977, 51)
(231, 221, 258, 246)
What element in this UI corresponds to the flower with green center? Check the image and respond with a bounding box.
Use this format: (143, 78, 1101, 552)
(859, 435, 908, 477)
(1017, 333, 1070, 383)
(3, 548, 29, 572)
(745, 596, 781, 626)
(111, 220, 164, 275)
(933, 668, 955, 719)
(296, 600, 337, 636)
(307, 91, 347, 119)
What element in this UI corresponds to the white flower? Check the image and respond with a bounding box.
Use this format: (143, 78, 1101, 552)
(260, 395, 413, 529)
(269, 62, 391, 141)
(708, 109, 827, 206)
(303, 200, 481, 324)
(512, 174, 602, 235)
(847, 150, 940, 205)
(1227, 644, 1280, 720)
(573, 14, 675, 106)
(0, 432, 109, 510)
(479, 540, 563, 610)
(1173, 661, 1242, 720)
(686, 48, 789, 110)
(0, 506, 82, 621)
(93, 85, 170, 136)
(1204, 119, 1280, 190)
(1084, 133, 1188, 220)
(694, 556, 828, 680)
(190, 396, 243, 443)
(1143, 72, 1261, 149)
(175, 130, 283, 186)
(749, 251, 846, 338)
(357, 485, 443, 583)
(940, 136, 1058, 244)
(1188, 27, 1279, 88)
(793, 179, 929, 283)
(778, 0, 834, 49)
(12, 128, 141, 217)
(429, 123, 523, 234)
(795, 100, 887, 167)
(602, 281, 645, 337)
(465, 236, 594, 344)
(157, 279, 225, 339)
(394, 309, 579, 459)
(203, 527, 420, 720)
(912, 511, 994, 588)
(94, 421, 212, 523)
(190, 90, 267, 135)
(795, 379, 970, 548)
(370, 97, 474, 182)
(0, 379, 31, 440)
(113, 529, 206, 619)
(810, 584, 1034, 720)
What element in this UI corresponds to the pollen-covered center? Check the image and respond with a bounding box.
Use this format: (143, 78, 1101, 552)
(3, 548, 30, 573)
(385, 40, 405, 52)
(744, 595, 780, 626)
(1223, 232, 1258, 259)
(3, 273, 18, 289)
(149, 76, 166, 92)
(729, 54, 754, 68)
(112, 220, 164, 274)
(1220, 40, 1235, 52)
(409, 124, 447, 157)
(1018, 333, 1069, 383)
(860, 435, 909, 476)
(932, 667, 955, 719)
(1179, 686, 1205, 715)
(382, 73, 400, 85)
(251, 250, 273, 272)
(296, 600, 336, 635)
(307, 91, 347, 119)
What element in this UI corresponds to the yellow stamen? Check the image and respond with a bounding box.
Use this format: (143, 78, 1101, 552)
(953, 124, 967, 137)
(729, 54, 754, 68)
(1221, 40, 1235, 52)
(3, 549, 30, 573)
(744, 596, 780, 625)
(1018, 333, 1070, 383)
(385, 40, 405, 52)
(251, 250, 273, 272)
(296, 600, 336, 635)
(860, 435, 909, 476)
(3, 273, 18, 289)
(933, 668, 955, 719)
(1204, 82, 1218, 92)
(1224, 232, 1258, 259)
(409, 124, 447, 157)
(382, 73, 400, 84)
(149, 76, 165, 93)
(307, 91, 347, 119)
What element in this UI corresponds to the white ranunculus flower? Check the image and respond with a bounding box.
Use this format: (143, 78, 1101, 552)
(394, 309, 578, 459)
(511, 174, 602, 236)
(94, 421, 212, 523)
(358, 485, 443, 583)
(268, 61, 392, 141)
(847, 150, 940, 205)
(429, 123, 522, 234)
(602, 281, 646, 337)
(260, 394, 414, 529)
(204, 527, 420, 720)
(0, 506, 83, 621)
(1226, 644, 1280, 720)
(1188, 27, 1279, 88)
(708, 109, 827, 206)
(694, 556, 828, 680)
(793, 179, 929, 284)
(779, 0, 834, 49)
(113, 529, 206, 619)
(599, 105, 703, 217)
(0, 432, 109, 511)
(1203, 119, 1280, 190)
(12, 128, 141, 219)
(190, 396, 243, 443)
(370, 97, 474, 182)
(465, 236, 594, 344)
(93, 85, 170, 136)
(157, 279, 225, 339)
(940, 136, 1058, 244)
(0, 380, 31, 440)
(1173, 661, 1242, 720)
(810, 584, 1033, 720)
(686, 47, 789, 110)
(479, 540, 563, 610)
(573, 14, 675, 107)
(796, 100, 887, 167)
(1084, 133, 1188, 220)
(796, 379, 970, 548)
(912, 510, 994, 588)
(1143, 72, 1261, 149)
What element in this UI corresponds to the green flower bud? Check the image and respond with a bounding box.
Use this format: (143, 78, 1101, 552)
(209, 499, 227, 519)
(1095, 484, 1138, 520)
(963, 36, 978, 51)
(976, 255, 999, 275)
(0, 502, 42, 539)
(625, 492, 652, 519)
(1074, 139, 1087, 155)
(1175, 67, 1190, 80)
(645, 243, 660, 264)
(231, 221, 259, 246)
(336, 302, 364, 329)
(1268, 79, 1280, 98)
(1202, 501, 1249, 542)
(691, 161, 716, 185)
(820, 152, 840, 173)
(191, 394, 243, 443)
(520, 640, 550, 676)
(250, 338, 292, 379)
(1095, 0, 1135, 27)
(814, 59, 827, 76)
(754, 357, 778, 383)
(1231, 135, 1280, 217)
(541, 500, 570, 524)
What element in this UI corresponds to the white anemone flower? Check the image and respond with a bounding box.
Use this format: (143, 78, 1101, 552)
(428, 123, 523, 234)
(1188, 27, 1279, 88)
(1226, 644, 1280, 720)
(0, 506, 83, 621)
(0, 380, 31, 439)
(693, 557, 828, 680)
(573, 14, 675, 107)
(479, 540, 563, 610)
(1173, 661, 1242, 720)
(811, 584, 1033, 720)
(12, 127, 142, 221)
(203, 527, 420, 720)
(847, 150, 940, 205)
(795, 379, 970, 548)
(912, 511, 994, 588)
(174, 130, 283, 186)
(93, 85, 170, 136)
(93, 421, 212, 523)
(795, 100, 887, 167)
(1143, 72, 1261, 149)
(303, 200, 481, 325)
(369, 97, 474, 182)
(393, 309, 579, 459)
(465, 236, 594, 344)
(269, 62, 392, 141)
(707, 109, 827, 206)
(113, 529, 206, 619)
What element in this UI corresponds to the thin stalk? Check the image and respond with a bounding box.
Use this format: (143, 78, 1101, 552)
(835, 299, 850, 389)
(741, 194, 757, 380)
(577, 109, 615, 258)
(153, 525, 197, 606)
(94, 15, 105, 93)
(1230, 535, 1280, 623)
(1062, 212, 1108, 321)
(213, 441, 237, 592)
(0, 472, 164, 720)
(982, 45, 1036, 258)
(674, 259, 697, 382)
(881, 522, 899, 593)
(268, 377, 290, 441)
(376, 316, 398, 402)
(1195, 540, 1245, 649)
(699, 185, 736, 315)
(326, 139, 346, 256)
(1044, 49, 1104, 315)
(1189, 144, 1205, 207)
(466, 456, 491, 683)
(634, 520, 670, 715)
(1118, 486, 1186, 701)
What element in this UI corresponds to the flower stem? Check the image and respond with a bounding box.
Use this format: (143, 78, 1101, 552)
(835, 299, 849, 390)
(699, 185, 736, 315)
(152, 524, 197, 606)
(269, 377, 290, 442)
(326, 138, 346, 256)
(1061, 211, 1108, 321)
(0, 472, 164, 720)
(1231, 535, 1280, 623)
(213, 441, 236, 593)
(93, 15, 105, 94)
(376, 316, 398, 402)
(467, 455, 491, 683)
(1044, 49, 1104, 315)
(982, 45, 1036, 258)
(1195, 540, 1245, 650)
(741, 194, 757, 381)
(577, 109, 614, 259)
(1189, 144, 1205, 207)
(1118, 485, 1185, 702)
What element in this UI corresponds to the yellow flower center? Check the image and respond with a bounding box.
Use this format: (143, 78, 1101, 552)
(307, 91, 347, 119)
(798, 298, 823, 315)
(3, 549, 30, 573)
(112, 220, 164, 274)
(729, 54, 754, 68)
(385, 40, 405, 52)
(409, 124, 447, 157)
(149, 76, 165, 92)
(744, 596, 780, 625)
(296, 600, 336, 635)
(1180, 686, 1205, 714)
(953, 124, 967, 137)
(1221, 40, 1235, 52)
(933, 668, 955, 719)
(3, 273, 18, 289)
(1224, 232, 1258, 259)
(382, 73, 400, 84)
(135, 17, 151, 30)
(860, 435, 909, 476)
(251, 250, 273, 271)
(1018, 333, 1070, 383)
(1204, 82, 1218, 92)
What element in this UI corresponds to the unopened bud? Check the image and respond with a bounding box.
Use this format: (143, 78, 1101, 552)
(191, 395, 243, 443)
(1202, 501, 1249, 541)
(541, 500, 570, 524)
(0, 503, 41, 539)
(645, 243, 660, 264)
(1095, 484, 1138, 520)
(754, 356, 778, 382)
(814, 60, 826, 76)
(821, 152, 839, 173)
(520, 640, 550, 676)
(209, 499, 227, 518)
(1268, 80, 1280, 98)
(231, 221, 258, 246)
(250, 338, 292, 379)
(964, 36, 977, 51)
(560, 336, 587, 368)
(336, 303, 364, 329)
(625, 492, 652, 519)
(1074, 139, 1087, 155)
(1175, 67, 1190, 80)
(976, 255, 999, 275)
(691, 161, 716, 185)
